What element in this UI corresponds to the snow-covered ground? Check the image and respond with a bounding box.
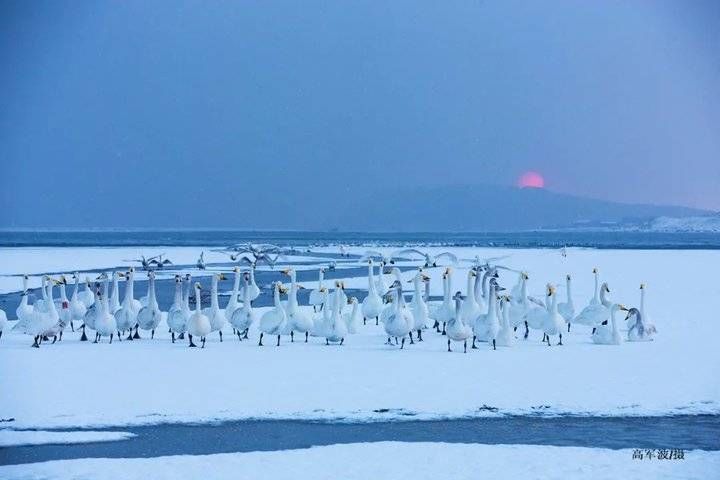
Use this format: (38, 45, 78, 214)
(0, 442, 716, 480)
(0, 429, 135, 447)
(0, 246, 718, 429)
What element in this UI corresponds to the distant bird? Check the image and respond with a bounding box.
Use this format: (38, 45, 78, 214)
(123, 254, 170, 271)
(392, 249, 459, 267)
(196, 251, 206, 270)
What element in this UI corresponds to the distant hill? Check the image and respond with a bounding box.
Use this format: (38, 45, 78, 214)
(315, 185, 711, 232)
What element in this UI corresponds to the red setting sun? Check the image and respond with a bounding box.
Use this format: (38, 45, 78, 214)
(517, 171, 545, 189)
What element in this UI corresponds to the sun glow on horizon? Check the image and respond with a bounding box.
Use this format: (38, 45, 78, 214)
(517, 171, 545, 189)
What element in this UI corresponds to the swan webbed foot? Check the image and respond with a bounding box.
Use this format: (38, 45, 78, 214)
(276, 335, 281, 347)
(447, 339, 451, 352)
(258, 333, 264, 346)
(201, 337, 206, 348)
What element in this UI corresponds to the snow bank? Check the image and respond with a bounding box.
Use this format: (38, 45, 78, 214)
(0, 442, 716, 480)
(0, 429, 135, 447)
(0, 247, 718, 429)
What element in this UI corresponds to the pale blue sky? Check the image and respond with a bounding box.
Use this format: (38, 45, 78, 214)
(1, 0, 718, 227)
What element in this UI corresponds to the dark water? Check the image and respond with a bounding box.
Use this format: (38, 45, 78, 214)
(1, 415, 718, 466)
(2, 230, 719, 248)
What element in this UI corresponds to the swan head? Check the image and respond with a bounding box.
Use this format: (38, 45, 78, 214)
(233, 266, 239, 273)
(546, 284, 556, 296)
(566, 274, 571, 281)
(592, 267, 598, 274)
(175, 275, 181, 283)
(640, 283, 645, 290)
(613, 303, 628, 312)
(148, 271, 155, 280)
(624, 307, 640, 321)
(217, 273, 227, 281)
(277, 283, 289, 294)
(521, 272, 529, 280)
(601, 283, 610, 293)
(194, 282, 202, 291)
(469, 270, 477, 278)
(280, 268, 293, 276)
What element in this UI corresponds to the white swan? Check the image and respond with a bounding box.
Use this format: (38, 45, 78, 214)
(225, 267, 243, 319)
(259, 282, 288, 346)
(93, 273, 117, 343)
(573, 281, 611, 329)
(308, 268, 327, 311)
(245, 267, 260, 304)
(627, 284, 657, 341)
(431, 268, 455, 335)
(569, 268, 600, 334)
(592, 303, 627, 345)
(542, 284, 565, 346)
(446, 292, 473, 353)
(508, 272, 530, 336)
(375, 261, 388, 295)
(79, 277, 95, 309)
(27, 276, 59, 348)
(496, 295, 515, 347)
(68, 274, 87, 330)
(409, 270, 430, 341)
(13, 274, 34, 333)
(203, 273, 228, 341)
(114, 267, 142, 340)
(361, 260, 383, 325)
(459, 269, 480, 325)
(343, 297, 361, 334)
(187, 283, 211, 348)
(383, 281, 413, 348)
(325, 286, 348, 345)
(472, 283, 499, 347)
(56, 276, 73, 338)
(230, 272, 256, 340)
(108, 271, 122, 315)
(137, 270, 162, 339)
(310, 288, 331, 337)
(81, 280, 99, 341)
(280, 268, 313, 342)
(558, 274, 575, 332)
(167, 275, 188, 343)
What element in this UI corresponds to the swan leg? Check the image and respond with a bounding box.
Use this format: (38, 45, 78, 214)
(276, 335, 281, 347)
(0, 331, 2, 340)
(290, 331, 294, 343)
(52, 335, 57, 344)
(201, 337, 206, 348)
(385, 337, 392, 345)
(243, 329, 249, 339)
(417, 329, 423, 342)
(80, 325, 88, 342)
(305, 331, 309, 343)
(464, 339, 467, 353)
(433, 320, 440, 332)
(179, 332, 185, 340)
(93, 332, 99, 344)
(375, 316, 379, 326)
(557, 333, 563, 346)
(472, 336, 478, 349)
(394, 337, 398, 345)
(171, 332, 176, 343)
(133, 326, 140, 339)
(492, 339, 496, 350)
(340, 337, 344, 345)
(168, 328, 171, 333)
(326, 339, 329, 345)
(542, 333, 547, 343)
(32, 336, 40, 348)
(188, 334, 196, 347)
(400, 337, 405, 350)
(546, 335, 551, 347)
(447, 339, 451, 352)
(409, 331, 414, 345)
(70, 321, 74, 332)
(151, 329, 155, 339)
(592, 327, 596, 334)
(126, 329, 134, 341)
(363, 317, 366, 325)
(59, 331, 63, 342)
(442, 322, 446, 336)
(219, 330, 223, 342)
(258, 333, 264, 346)
(567, 323, 571, 333)
(117, 331, 123, 342)
(110, 333, 114, 344)
(237, 331, 242, 341)
(524, 322, 529, 340)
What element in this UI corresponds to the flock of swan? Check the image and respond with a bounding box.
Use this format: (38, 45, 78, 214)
(0, 251, 657, 351)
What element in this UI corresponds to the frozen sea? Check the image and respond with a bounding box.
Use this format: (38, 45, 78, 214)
(0, 231, 718, 478)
